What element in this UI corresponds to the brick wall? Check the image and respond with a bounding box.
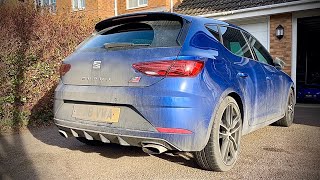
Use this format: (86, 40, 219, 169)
(166, 0, 182, 11)
(117, 0, 182, 15)
(56, 0, 72, 12)
(56, 0, 182, 19)
(56, 0, 99, 18)
(118, 0, 166, 14)
(269, 13, 292, 76)
(97, 0, 115, 19)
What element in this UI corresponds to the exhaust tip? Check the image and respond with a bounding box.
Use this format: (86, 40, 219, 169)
(58, 130, 68, 138)
(142, 144, 168, 154)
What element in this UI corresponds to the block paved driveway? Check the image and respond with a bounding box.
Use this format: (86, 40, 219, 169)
(1, 104, 319, 180)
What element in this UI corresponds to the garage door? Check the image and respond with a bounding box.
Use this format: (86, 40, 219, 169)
(229, 18, 269, 51)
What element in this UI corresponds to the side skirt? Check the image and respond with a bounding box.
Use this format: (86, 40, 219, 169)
(242, 113, 285, 135)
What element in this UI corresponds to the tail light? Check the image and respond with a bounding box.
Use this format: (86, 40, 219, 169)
(132, 60, 204, 77)
(156, 127, 192, 134)
(59, 63, 71, 77)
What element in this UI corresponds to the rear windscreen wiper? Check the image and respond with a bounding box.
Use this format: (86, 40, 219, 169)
(104, 42, 150, 49)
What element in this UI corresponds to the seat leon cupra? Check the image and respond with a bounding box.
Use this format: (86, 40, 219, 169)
(54, 12, 295, 171)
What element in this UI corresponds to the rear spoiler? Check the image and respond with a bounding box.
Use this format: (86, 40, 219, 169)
(95, 12, 191, 32)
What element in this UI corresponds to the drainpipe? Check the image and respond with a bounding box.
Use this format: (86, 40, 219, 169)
(114, 0, 118, 16)
(170, 0, 173, 12)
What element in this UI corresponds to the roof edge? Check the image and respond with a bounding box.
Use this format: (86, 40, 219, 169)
(199, 0, 320, 19)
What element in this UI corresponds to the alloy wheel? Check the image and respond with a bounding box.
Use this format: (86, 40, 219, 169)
(287, 92, 294, 123)
(219, 103, 242, 165)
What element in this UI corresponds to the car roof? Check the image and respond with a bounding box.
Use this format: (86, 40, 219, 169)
(95, 12, 246, 32)
(182, 13, 249, 33)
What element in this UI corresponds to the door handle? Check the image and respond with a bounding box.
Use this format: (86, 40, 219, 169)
(237, 72, 248, 78)
(266, 76, 271, 80)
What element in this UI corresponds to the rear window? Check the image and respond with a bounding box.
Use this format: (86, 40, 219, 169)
(78, 20, 183, 51)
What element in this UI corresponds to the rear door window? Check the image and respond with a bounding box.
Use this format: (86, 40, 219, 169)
(243, 32, 274, 66)
(206, 25, 220, 41)
(220, 26, 253, 59)
(78, 20, 183, 50)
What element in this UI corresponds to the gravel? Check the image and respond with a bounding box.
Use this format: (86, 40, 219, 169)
(1, 104, 319, 180)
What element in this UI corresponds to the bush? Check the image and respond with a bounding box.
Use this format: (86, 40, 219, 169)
(0, 2, 99, 132)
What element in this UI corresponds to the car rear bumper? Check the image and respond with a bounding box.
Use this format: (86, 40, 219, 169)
(54, 79, 217, 151)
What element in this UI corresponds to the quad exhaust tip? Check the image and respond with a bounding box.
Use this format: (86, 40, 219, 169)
(142, 144, 168, 154)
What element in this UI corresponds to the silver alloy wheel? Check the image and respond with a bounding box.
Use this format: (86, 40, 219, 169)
(287, 92, 294, 123)
(219, 103, 241, 165)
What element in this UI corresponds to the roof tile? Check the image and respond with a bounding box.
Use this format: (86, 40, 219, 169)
(175, 0, 301, 15)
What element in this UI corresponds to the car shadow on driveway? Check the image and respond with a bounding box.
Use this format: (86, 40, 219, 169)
(154, 152, 200, 169)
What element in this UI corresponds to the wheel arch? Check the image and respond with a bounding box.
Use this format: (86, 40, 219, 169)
(197, 89, 246, 151)
(290, 84, 296, 103)
(228, 92, 244, 124)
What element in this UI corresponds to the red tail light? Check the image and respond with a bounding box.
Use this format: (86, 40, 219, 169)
(132, 60, 204, 77)
(156, 127, 192, 134)
(59, 63, 71, 77)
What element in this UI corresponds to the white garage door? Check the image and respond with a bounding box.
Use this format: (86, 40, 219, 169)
(229, 18, 269, 51)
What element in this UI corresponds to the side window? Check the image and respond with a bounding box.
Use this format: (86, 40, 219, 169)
(220, 26, 253, 59)
(206, 25, 220, 41)
(244, 32, 274, 65)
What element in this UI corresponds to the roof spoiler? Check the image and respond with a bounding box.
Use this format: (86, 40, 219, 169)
(94, 12, 189, 32)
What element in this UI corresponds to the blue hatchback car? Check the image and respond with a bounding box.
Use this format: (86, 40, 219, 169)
(54, 12, 295, 171)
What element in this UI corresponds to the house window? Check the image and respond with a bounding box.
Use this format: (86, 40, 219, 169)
(36, 0, 56, 13)
(127, 0, 148, 9)
(72, 0, 86, 11)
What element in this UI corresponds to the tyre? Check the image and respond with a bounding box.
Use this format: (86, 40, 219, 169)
(274, 89, 295, 127)
(76, 137, 105, 146)
(194, 96, 242, 171)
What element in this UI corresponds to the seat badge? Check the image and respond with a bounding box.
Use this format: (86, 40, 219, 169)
(129, 76, 141, 83)
(92, 61, 101, 69)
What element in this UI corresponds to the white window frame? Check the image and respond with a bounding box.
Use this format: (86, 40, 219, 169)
(36, 0, 55, 7)
(35, 0, 56, 13)
(126, 0, 148, 10)
(72, 0, 86, 11)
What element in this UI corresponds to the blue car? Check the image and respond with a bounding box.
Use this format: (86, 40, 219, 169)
(297, 84, 320, 103)
(54, 12, 295, 171)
